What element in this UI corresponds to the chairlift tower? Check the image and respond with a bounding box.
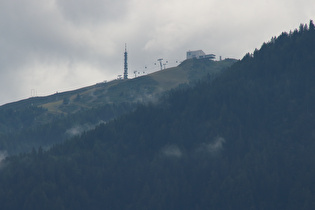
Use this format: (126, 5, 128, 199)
(157, 58, 163, 70)
(124, 44, 128, 79)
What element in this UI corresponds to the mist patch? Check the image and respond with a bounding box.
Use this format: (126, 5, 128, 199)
(66, 121, 105, 137)
(160, 145, 182, 158)
(196, 136, 226, 155)
(0, 151, 8, 168)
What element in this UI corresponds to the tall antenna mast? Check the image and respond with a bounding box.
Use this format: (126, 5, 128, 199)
(124, 44, 128, 79)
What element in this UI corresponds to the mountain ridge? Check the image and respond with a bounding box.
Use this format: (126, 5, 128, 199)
(0, 57, 236, 154)
(1, 21, 314, 209)
(1, 58, 235, 113)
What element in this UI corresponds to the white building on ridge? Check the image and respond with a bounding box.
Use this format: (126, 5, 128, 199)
(186, 50, 215, 60)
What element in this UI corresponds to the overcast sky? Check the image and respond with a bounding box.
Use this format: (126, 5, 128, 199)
(0, 0, 314, 105)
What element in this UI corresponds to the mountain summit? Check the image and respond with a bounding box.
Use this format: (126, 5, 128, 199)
(0, 56, 235, 155)
(0, 21, 315, 209)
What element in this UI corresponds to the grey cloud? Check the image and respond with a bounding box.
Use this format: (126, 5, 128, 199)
(55, 0, 129, 25)
(0, 0, 314, 105)
(0, 0, 117, 104)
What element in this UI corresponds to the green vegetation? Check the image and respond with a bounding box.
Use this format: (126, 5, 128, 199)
(1, 59, 234, 118)
(0, 103, 135, 154)
(1, 21, 314, 210)
(0, 56, 235, 155)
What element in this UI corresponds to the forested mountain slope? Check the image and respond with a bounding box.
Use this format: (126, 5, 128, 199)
(0, 21, 315, 209)
(0, 58, 233, 122)
(0, 58, 235, 155)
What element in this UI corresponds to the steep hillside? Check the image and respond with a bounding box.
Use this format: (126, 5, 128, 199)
(1, 59, 234, 116)
(1, 21, 314, 209)
(0, 58, 235, 154)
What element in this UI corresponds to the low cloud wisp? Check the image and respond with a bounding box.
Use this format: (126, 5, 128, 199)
(65, 121, 105, 138)
(196, 136, 226, 156)
(0, 151, 8, 168)
(160, 145, 183, 159)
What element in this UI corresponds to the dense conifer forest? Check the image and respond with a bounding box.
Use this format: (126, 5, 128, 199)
(0, 103, 136, 154)
(0, 21, 315, 209)
(0, 56, 235, 156)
